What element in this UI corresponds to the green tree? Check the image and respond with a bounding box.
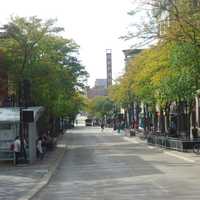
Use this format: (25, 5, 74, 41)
(87, 96, 114, 119)
(0, 16, 88, 125)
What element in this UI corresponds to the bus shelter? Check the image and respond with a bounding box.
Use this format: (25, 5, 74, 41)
(0, 106, 44, 164)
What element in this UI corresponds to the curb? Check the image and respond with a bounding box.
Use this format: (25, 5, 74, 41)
(18, 146, 67, 200)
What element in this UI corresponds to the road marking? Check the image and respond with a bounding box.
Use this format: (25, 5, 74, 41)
(164, 151, 195, 163)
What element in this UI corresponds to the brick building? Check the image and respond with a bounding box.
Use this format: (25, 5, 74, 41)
(87, 79, 107, 99)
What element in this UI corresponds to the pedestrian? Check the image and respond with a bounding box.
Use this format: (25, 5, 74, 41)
(192, 124, 198, 140)
(132, 119, 135, 129)
(13, 136, 21, 165)
(113, 119, 117, 131)
(121, 120, 125, 130)
(101, 121, 105, 132)
(170, 121, 176, 137)
(42, 134, 48, 154)
(37, 137, 44, 160)
(117, 121, 121, 133)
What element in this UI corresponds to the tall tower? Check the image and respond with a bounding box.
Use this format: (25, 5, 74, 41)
(106, 49, 112, 88)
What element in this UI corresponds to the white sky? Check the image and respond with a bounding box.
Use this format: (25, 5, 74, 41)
(0, 0, 135, 87)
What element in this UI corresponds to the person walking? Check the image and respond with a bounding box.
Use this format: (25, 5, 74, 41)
(100, 121, 105, 132)
(37, 137, 44, 160)
(42, 134, 48, 154)
(192, 124, 198, 140)
(14, 136, 21, 165)
(117, 121, 121, 134)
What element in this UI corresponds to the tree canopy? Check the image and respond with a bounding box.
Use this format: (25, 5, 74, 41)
(0, 16, 88, 117)
(113, 1, 200, 111)
(86, 96, 114, 119)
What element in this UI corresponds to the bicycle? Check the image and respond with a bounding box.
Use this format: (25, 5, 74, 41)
(193, 143, 200, 154)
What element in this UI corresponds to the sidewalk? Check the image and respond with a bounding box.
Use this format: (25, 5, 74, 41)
(118, 128, 200, 164)
(0, 134, 67, 200)
(104, 127, 200, 163)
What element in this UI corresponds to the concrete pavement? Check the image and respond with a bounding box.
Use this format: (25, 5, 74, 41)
(32, 127, 200, 200)
(1, 127, 200, 200)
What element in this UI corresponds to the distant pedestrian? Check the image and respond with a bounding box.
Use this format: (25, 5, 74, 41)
(101, 121, 105, 132)
(132, 119, 135, 129)
(121, 120, 125, 130)
(117, 121, 121, 133)
(13, 136, 21, 165)
(42, 134, 48, 154)
(37, 137, 44, 160)
(192, 124, 198, 140)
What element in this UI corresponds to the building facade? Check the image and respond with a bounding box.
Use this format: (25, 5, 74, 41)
(95, 79, 107, 88)
(87, 86, 107, 99)
(123, 49, 142, 71)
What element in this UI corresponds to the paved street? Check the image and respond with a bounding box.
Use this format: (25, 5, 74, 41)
(33, 127, 200, 200)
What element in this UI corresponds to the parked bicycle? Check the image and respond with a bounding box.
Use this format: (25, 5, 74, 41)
(193, 143, 200, 154)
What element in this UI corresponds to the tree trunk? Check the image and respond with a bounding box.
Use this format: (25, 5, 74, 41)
(153, 111, 158, 132)
(136, 102, 140, 129)
(165, 103, 171, 134)
(177, 101, 182, 136)
(160, 108, 165, 134)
